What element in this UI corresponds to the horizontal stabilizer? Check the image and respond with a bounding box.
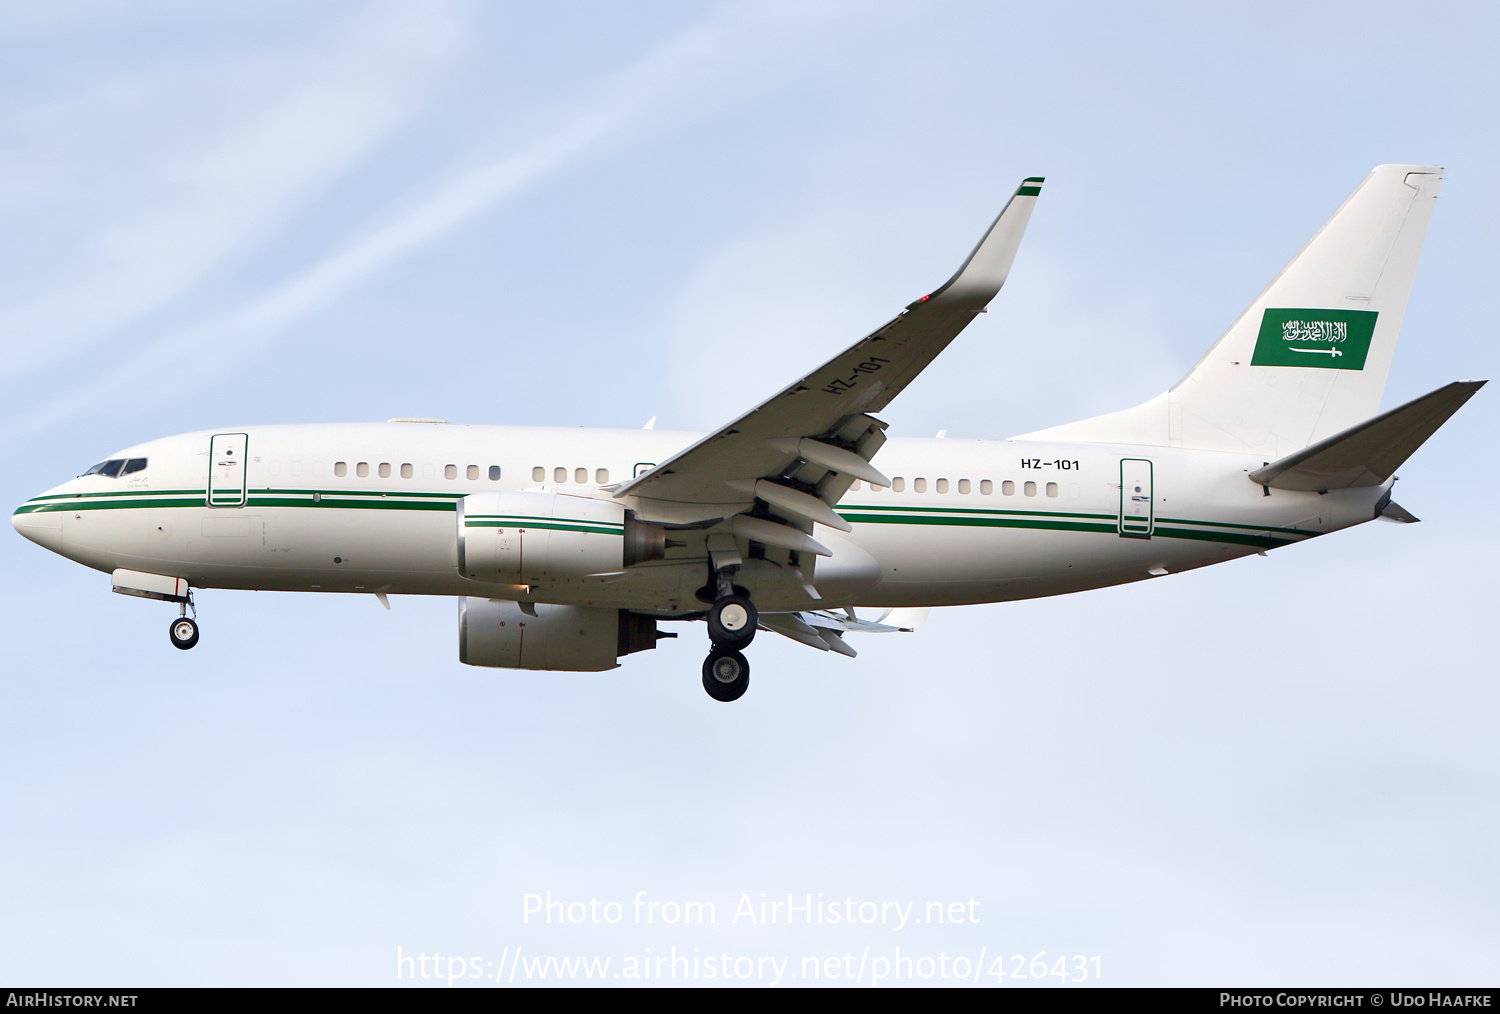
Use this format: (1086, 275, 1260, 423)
(1249, 380, 1485, 491)
(761, 607, 924, 653)
(872, 606, 931, 631)
(1379, 500, 1420, 523)
(760, 613, 831, 650)
(804, 609, 904, 634)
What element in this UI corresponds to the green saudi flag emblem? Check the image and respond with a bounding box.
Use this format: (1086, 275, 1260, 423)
(1251, 308, 1378, 370)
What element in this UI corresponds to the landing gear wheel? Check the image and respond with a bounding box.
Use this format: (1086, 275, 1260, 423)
(702, 649, 750, 702)
(169, 616, 200, 650)
(707, 593, 757, 649)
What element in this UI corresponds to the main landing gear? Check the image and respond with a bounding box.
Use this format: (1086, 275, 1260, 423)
(168, 591, 199, 650)
(703, 648, 749, 702)
(702, 571, 757, 702)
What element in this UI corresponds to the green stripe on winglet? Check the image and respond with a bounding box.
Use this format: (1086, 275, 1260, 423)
(1017, 187, 1041, 196)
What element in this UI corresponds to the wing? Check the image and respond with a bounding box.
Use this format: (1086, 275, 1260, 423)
(615, 177, 1044, 523)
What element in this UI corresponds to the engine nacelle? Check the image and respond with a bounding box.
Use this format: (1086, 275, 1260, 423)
(458, 492, 663, 584)
(458, 598, 663, 671)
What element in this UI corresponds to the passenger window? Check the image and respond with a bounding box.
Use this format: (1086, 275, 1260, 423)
(532, 466, 545, 482)
(445, 464, 457, 480)
(554, 467, 567, 483)
(595, 468, 609, 484)
(1024, 481, 1037, 497)
(913, 478, 927, 493)
(850, 480, 863, 491)
(935, 478, 949, 494)
(892, 477, 905, 492)
(1002, 480, 1014, 495)
(401, 463, 413, 479)
(334, 461, 347, 477)
(122, 458, 147, 476)
(488, 465, 501, 481)
(1046, 482, 1058, 497)
(356, 462, 369, 478)
(958, 479, 970, 494)
(574, 467, 587, 484)
(466, 465, 479, 480)
(379, 462, 391, 478)
(980, 479, 992, 495)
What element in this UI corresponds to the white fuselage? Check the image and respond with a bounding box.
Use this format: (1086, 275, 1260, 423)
(13, 422, 1386, 616)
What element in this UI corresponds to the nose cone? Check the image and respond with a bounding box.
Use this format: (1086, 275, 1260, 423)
(13, 501, 63, 553)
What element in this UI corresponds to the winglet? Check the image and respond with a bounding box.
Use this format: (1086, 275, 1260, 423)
(911, 176, 1043, 310)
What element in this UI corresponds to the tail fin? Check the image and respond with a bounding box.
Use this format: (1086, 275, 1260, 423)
(1023, 165, 1444, 457)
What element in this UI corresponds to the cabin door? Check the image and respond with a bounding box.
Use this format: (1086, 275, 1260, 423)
(207, 433, 249, 508)
(1118, 458, 1154, 538)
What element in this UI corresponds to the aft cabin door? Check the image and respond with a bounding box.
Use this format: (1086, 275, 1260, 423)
(207, 433, 249, 508)
(1118, 458, 1153, 538)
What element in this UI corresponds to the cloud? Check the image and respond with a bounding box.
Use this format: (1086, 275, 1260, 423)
(0, 0, 867, 440)
(186, 0, 865, 338)
(0, 0, 470, 383)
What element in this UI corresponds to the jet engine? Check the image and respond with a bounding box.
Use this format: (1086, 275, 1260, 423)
(458, 597, 665, 671)
(456, 492, 665, 584)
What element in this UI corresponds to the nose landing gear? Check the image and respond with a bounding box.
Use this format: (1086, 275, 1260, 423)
(168, 590, 199, 650)
(169, 616, 200, 650)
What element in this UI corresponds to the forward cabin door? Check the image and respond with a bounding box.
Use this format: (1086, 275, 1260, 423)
(1118, 458, 1154, 538)
(207, 433, 249, 508)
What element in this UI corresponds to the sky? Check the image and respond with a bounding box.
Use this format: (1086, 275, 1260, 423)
(1, 0, 1497, 988)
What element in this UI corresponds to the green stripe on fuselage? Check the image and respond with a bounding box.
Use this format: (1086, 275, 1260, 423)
(838, 507, 1307, 550)
(15, 488, 1310, 549)
(838, 502, 1311, 539)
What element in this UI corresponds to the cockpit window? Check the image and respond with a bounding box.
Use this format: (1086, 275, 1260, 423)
(81, 458, 142, 478)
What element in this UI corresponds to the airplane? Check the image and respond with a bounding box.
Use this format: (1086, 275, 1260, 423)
(12, 165, 1483, 702)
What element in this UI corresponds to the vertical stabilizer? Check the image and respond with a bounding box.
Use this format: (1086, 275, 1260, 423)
(1022, 165, 1443, 456)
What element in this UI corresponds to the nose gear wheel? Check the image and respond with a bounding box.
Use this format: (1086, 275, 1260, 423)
(169, 616, 200, 650)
